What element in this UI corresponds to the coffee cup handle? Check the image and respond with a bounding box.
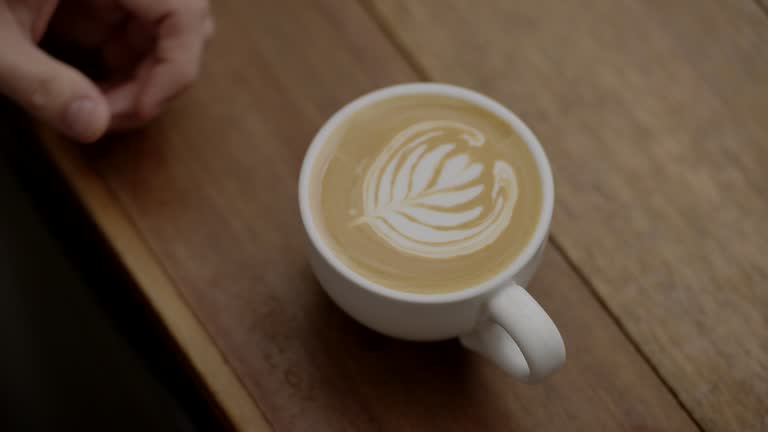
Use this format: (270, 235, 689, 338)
(459, 284, 565, 382)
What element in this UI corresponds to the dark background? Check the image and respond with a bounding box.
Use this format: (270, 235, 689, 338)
(0, 101, 230, 431)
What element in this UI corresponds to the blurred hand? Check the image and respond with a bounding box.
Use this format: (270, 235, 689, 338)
(0, 0, 213, 143)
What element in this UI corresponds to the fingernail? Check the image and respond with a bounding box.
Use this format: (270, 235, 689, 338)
(65, 98, 100, 142)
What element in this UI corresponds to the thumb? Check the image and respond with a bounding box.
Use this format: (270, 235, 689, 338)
(0, 37, 109, 143)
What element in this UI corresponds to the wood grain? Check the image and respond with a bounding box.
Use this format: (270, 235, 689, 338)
(368, 0, 768, 430)
(39, 0, 705, 430)
(40, 131, 271, 432)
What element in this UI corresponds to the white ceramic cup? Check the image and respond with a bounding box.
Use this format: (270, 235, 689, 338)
(299, 83, 565, 382)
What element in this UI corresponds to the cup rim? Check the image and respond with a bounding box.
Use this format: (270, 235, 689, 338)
(299, 83, 554, 304)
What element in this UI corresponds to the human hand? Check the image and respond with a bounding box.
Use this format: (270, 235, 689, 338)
(0, 0, 213, 143)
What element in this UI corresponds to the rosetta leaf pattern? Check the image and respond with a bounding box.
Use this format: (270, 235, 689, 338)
(356, 120, 518, 259)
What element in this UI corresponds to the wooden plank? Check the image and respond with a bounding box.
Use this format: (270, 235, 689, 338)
(368, 0, 768, 430)
(40, 132, 271, 432)
(40, 0, 698, 430)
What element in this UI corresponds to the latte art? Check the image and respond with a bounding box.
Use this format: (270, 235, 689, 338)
(354, 121, 518, 259)
(312, 93, 542, 293)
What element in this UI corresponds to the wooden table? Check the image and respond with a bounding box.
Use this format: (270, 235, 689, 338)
(39, 1, 768, 431)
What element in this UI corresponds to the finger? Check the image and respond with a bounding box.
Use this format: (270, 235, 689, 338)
(0, 30, 109, 142)
(103, 55, 152, 121)
(119, 0, 209, 119)
(5, 0, 60, 42)
(31, 0, 59, 41)
(104, 79, 141, 116)
(109, 99, 166, 131)
(103, 57, 162, 131)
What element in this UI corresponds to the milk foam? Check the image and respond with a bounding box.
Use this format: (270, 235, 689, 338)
(354, 120, 518, 259)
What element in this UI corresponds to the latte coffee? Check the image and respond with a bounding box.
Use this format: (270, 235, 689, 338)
(309, 93, 543, 294)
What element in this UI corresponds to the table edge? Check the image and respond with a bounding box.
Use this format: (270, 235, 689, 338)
(38, 130, 272, 432)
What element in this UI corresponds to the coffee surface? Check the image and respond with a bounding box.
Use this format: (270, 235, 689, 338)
(311, 94, 542, 294)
